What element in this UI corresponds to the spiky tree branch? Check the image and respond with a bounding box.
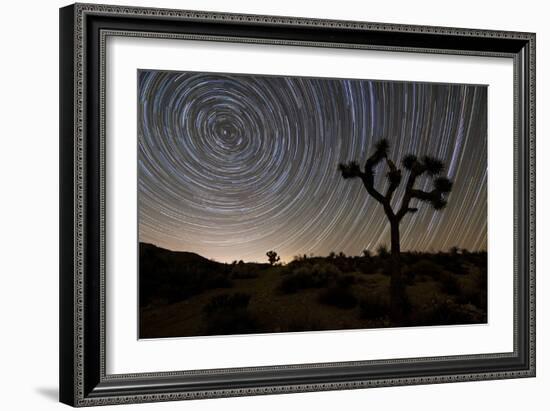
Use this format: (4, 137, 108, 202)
(339, 139, 453, 222)
(384, 157, 401, 202)
(396, 155, 453, 220)
(339, 139, 390, 207)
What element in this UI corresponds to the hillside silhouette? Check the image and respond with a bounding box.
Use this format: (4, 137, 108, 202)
(139, 243, 487, 338)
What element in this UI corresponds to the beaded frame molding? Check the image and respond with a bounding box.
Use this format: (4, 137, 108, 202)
(59, 3, 535, 407)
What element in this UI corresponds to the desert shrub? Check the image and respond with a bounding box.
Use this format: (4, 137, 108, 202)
(315, 263, 342, 277)
(400, 252, 420, 266)
(356, 258, 380, 275)
(230, 264, 259, 279)
(407, 259, 443, 279)
(292, 254, 310, 262)
(278, 274, 306, 294)
(330, 254, 359, 273)
(278, 263, 340, 294)
(334, 261, 355, 273)
(204, 274, 233, 289)
(202, 292, 259, 335)
(203, 293, 251, 315)
(318, 285, 357, 309)
(439, 272, 461, 295)
(336, 274, 357, 287)
(455, 267, 487, 310)
(377, 244, 389, 258)
(431, 252, 467, 275)
(358, 295, 390, 320)
(279, 271, 325, 293)
(380, 259, 393, 276)
(413, 297, 486, 326)
(402, 265, 416, 285)
(445, 260, 467, 275)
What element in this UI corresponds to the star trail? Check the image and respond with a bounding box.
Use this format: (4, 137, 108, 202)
(138, 70, 487, 263)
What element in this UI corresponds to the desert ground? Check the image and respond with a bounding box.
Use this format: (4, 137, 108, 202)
(139, 243, 487, 339)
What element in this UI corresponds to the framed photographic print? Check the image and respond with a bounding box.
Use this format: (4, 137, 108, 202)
(59, 3, 536, 407)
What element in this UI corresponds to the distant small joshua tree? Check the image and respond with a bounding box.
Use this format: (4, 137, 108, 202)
(362, 249, 372, 259)
(266, 250, 280, 266)
(339, 139, 453, 322)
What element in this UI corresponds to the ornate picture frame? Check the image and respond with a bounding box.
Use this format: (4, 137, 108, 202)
(59, 3, 535, 406)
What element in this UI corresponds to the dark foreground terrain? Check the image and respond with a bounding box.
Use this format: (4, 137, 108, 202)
(139, 243, 487, 338)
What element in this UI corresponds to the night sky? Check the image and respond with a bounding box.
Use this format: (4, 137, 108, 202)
(138, 70, 487, 263)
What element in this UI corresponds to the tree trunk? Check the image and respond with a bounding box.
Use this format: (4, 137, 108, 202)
(389, 218, 406, 324)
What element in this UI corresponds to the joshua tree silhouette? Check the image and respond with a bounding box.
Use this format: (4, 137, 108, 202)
(266, 250, 280, 266)
(339, 139, 453, 323)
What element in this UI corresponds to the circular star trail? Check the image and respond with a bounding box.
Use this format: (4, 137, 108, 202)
(138, 70, 487, 263)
